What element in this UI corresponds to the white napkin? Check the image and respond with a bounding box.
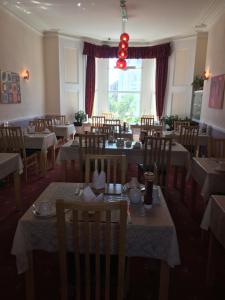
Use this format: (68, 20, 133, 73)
(83, 186, 104, 202)
(27, 125, 35, 133)
(92, 170, 106, 189)
(92, 159, 106, 189)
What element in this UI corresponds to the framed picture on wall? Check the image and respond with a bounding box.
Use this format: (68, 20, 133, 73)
(0, 70, 21, 104)
(208, 74, 225, 109)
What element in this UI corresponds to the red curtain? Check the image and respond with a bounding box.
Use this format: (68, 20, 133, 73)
(83, 42, 171, 118)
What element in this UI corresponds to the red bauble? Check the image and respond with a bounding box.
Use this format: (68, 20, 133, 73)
(119, 40, 128, 50)
(116, 59, 127, 69)
(120, 32, 129, 42)
(118, 49, 128, 59)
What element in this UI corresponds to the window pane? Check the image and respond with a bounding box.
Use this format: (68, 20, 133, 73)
(109, 59, 142, 92)
(109, 92, 140, 123)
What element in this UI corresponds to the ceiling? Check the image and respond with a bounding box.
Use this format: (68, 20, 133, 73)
(1, 0, 225, 44)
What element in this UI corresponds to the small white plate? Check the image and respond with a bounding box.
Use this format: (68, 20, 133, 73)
(32, 208, 56, 218)
(123, 183, 145, 192)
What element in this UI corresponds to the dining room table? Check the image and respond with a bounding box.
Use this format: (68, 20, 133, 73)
(11, 182, 180, 300)
(0, 153, 23, 209)
(56, 140, 190, 181)
(200, 194, 225, 283)
(24, 132, 58, 175)
(52, 124, 75, 140)
(189, 157, 225, 200)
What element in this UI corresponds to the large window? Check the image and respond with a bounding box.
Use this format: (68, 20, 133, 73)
(94, 58, 156, 122)
(108, 59, 142, 123)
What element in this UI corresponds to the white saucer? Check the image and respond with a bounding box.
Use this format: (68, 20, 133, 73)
(123, 183, 145, 192)
(32, 208, 56, 218)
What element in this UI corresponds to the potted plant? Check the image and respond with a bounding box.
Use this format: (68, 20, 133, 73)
(192, 75, 204, 91)
(74, 110, 87, 126)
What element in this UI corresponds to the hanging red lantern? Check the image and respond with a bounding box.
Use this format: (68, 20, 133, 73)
(119, 40, 128, 50)
(116, 59, 127, 69)
(118, 49, 128, 59)
(120, 32, 129, 42)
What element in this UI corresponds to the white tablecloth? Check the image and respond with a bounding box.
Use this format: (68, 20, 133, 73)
(201, 195, 225, 249)
(189, 158, 225, 201)
(52, 124, 75, 139)
(164, 131, 209, 147)
(11, 182, 180, 274)
(24, 132, 58, 153)
(57, 140, 190, 168)
(0, 153, 23, 178)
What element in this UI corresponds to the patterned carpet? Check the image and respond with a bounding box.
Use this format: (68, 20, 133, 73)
(0, 161, 225, 300)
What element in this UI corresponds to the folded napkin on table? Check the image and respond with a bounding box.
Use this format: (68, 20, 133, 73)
(83, 186, 104, 202)
(92, 159, 106, 189)
(27, 125, 35, 134)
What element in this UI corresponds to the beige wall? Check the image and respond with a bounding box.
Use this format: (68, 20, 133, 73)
(0, 7, 45, 122)
(165, 37, 196, 117)
(201, 12, 225, 130)
(43, 32, 60, 114)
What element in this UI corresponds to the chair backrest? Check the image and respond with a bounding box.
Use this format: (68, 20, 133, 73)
(85, 154, 127, 184)
(56, 199, 127, 300)
(4, 126, 26, 158)
(102, 112, 113, 119)
(105, 119, 121, 125)
(52, 115, 66, 125)
(179, 125, 199, 156)
(143, 136, 172, 187)
(0, 126, 8, 152)
(79, 134, 106, 154)
(102, 124, 121, 136)
(207, 137, 225, 158)
(173, 120, 190, 132)
(92, 116, 105, 127)
(140, 117, 154, 127)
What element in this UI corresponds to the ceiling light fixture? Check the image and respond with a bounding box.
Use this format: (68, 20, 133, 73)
(115, 0, 130, 70)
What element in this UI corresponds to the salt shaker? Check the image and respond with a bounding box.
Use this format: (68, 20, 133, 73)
(144, 172, 154, 208)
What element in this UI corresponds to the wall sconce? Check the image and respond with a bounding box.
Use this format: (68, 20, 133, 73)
(203, 70, 210, 80)
(21, 69, 29, 80)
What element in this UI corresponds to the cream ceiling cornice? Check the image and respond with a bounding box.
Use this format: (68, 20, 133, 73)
(0, 4, 43, 37)
(1, 0, 225, 44)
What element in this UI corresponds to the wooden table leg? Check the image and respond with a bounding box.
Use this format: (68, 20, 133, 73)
(180, 167, 186, 202)
(63, 161, 67, 181)
(173, 166, 178, 188)
(40, 151, 47, 176)
(159, 261, 170, 300)
(25, 251, 34, 300)
(206, 232, 216, 285)
(13, 171, 21, 210)
(191, 177, 197, 216)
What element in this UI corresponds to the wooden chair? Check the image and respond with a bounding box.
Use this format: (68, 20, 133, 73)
(5, 126, 39, 181)
(56, 199, 127, 300)
(0, 126, 8, 152)
(138, 136, 172, 189)
(141, 114, 154, 118)
(85, 154, 127, 185)
(178, 125, 199, 156)
(52, 115, 66, 125)
(207, 138, 225, 158)
(102, 112, 113, 119)
(173, 120, 190, 132)
(78, 134, 106, 181)
(140, 117, 154, 128)
(105, 119, 121, 125)
(102, 124, 121, 138)
(92, 116, 105, 127)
